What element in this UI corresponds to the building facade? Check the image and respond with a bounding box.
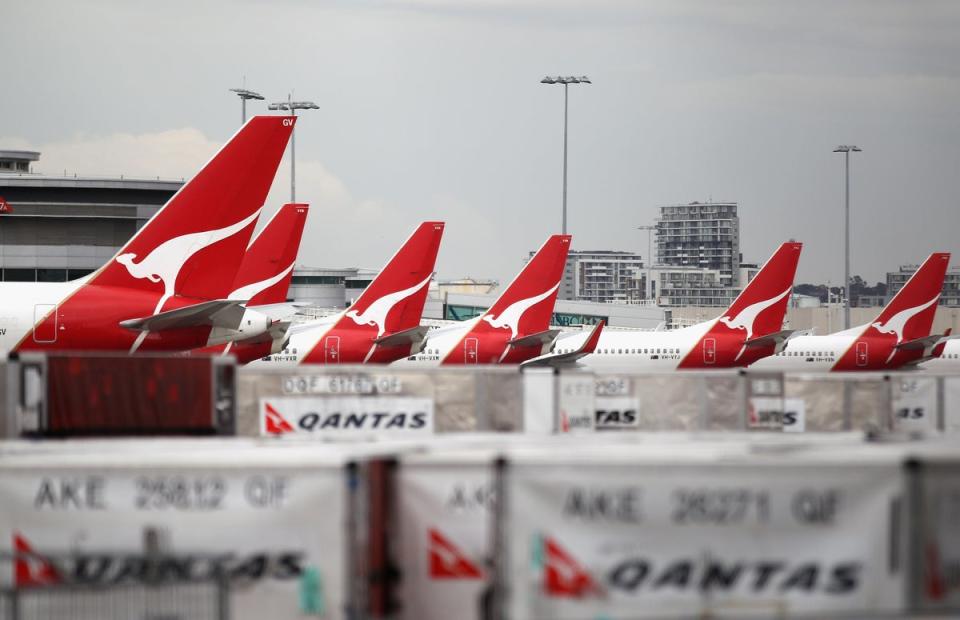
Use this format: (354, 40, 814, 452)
(0, 150, 181, 282)
(886, 264, 960, 307)
(656, 201, 740, 286)
(556, 250, 645, 303)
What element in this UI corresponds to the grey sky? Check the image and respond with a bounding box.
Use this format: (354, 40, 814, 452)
(3, 0, 959, 286)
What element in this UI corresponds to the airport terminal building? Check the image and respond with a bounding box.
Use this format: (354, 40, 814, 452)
(0, 150, 180, 282)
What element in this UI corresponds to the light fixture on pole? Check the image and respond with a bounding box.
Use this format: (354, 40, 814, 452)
(637, 225, 657, 302)
(833, 144, 861, 330)
(229, 88, 264, 124)
(541, 75, 591, 235)
(268, 95, 319, 202)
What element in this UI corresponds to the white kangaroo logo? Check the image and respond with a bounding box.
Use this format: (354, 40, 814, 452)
(872, 294, 939, 363)
(116, 210, 261, 317)
(345, 274, 432, 338)
(718, 287, 791, 361)
(228, 262, 295, 302)
(482, 282, 560, 341)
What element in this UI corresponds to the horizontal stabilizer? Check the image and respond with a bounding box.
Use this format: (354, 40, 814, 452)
(120, 299, 248, 332)
(374, 325, 430, 347)
(509, 329, 561, 348)
(521, 321, 605, 368)
(744, 329, 795, 348)
(895, 334, 944, 351)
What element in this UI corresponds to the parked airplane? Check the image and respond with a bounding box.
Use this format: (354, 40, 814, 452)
(396, 234, 571, 366)
(250, 221, 445, 365)
(1, 115, 295, 356)
(750, 252, 950, 372)
(547, 242, 803, 370)
(191, 203, 309, 364)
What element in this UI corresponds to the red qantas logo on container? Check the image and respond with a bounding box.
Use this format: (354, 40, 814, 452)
(263, 402, 295, 434)
(14, 534, 61, 587)
(428, 528, 483, 579)
(543, 536, 602, 598)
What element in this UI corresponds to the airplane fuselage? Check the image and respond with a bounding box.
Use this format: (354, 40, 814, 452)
(549, 319, 777, 371)
(749, 330, 928, 372)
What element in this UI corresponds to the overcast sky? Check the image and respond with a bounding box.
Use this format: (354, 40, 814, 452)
(3, 0, 959, 286)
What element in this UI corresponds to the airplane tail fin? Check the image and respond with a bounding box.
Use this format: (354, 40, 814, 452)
(719, 242, 803, 339)
(89, 116, 295, 303)
(479, 235, 571, 337)
(870, 253, 949, 342)
(344, 222, 445, 335)
(228, 203, 309, 306)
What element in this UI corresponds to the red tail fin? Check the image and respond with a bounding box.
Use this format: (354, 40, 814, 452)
(719, 242, 802, 338)
(477, 235, 571, 338)
(679, 242, 802, 369)
(337, 222, 445, 337)
(867, 253, 949, 343)
(90, 116, 295, 307)
(229, 203, 309, 306)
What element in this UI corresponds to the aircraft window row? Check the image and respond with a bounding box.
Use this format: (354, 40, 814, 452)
(557, 347, 682, 355)
(775, 351, 827, 357)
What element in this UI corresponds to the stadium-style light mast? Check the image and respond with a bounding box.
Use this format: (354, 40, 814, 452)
(229, 88, 265, 124)
(541, 75, 591, 235)
(833, 145, 862, 329)
(269, 95, 319, 202)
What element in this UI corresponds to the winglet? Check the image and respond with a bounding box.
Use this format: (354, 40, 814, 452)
(521, 320, 605, 368)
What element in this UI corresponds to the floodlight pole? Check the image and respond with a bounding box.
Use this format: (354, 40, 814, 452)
(542, 76, 591, 235)
(562, 83, 569, 236)
(269, 95, 319, 202)
(229, 87, 265, 124)
(834, 145, 861, 329)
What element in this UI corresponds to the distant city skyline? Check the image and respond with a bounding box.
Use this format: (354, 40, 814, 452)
(2, 1, 958, 286)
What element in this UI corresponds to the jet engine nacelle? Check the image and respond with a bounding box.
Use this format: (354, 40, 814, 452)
(206, 307, 273, 346)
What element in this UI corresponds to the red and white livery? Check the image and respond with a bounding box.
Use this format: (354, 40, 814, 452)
(549, 242, 803, 370)
(251, 221, 445, 366)
(751, 252, 950, 372)
(397, 234, 571, 366)
(192, 202, 310, 364)
(0, 116, 295, 355)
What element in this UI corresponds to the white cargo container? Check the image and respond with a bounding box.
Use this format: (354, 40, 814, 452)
(0, 439, 413, 620)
